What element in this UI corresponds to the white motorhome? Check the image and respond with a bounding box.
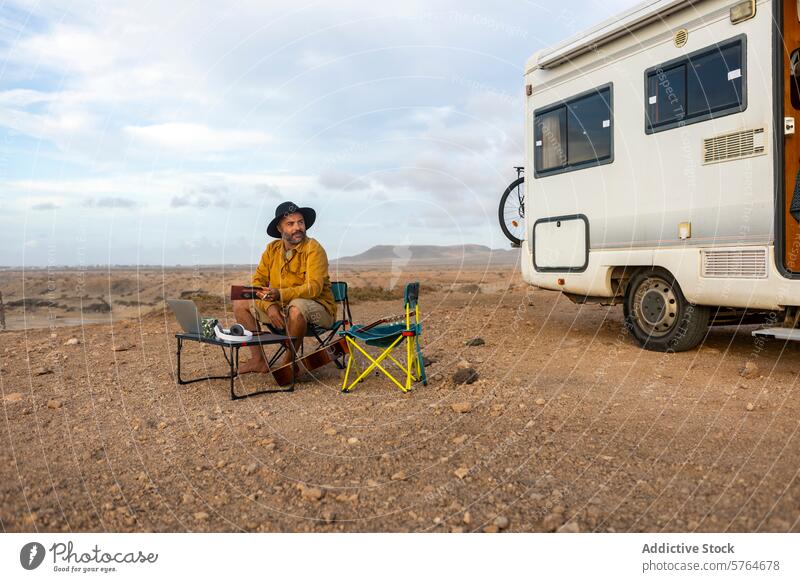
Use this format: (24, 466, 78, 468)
(521, 0, 800, 351)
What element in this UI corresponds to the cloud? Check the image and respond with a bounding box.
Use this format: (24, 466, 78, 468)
(124, 122, 269, 153)
(0, 0, 643, 265)
(4, 171, 291, 197)
(169, 178, 284, 209)
(31, 202, 59, 210)
(83, 196, 138, 208)
(0, 106, 95, 147)
(13, 23, 120, 75)
(0, 89, 55, 106)
(318, 170, 371, 191)
(171, 188, 231, 209)
(298, 49, 338, 69)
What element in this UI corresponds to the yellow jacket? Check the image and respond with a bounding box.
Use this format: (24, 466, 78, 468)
(250, 237, 335, 316)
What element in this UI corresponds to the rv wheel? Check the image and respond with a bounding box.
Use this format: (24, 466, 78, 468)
(623, 268, 709, 352)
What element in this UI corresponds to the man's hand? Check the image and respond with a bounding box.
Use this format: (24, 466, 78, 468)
(266, 304, 286, 330)
(257, 287, 280, 302)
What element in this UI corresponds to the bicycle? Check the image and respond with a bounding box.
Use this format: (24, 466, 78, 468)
(498, 166, 525, 247)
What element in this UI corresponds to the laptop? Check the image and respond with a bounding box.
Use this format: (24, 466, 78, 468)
(167, 299, 204, 335)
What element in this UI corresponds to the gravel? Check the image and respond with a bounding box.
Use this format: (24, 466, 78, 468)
(451, 401, 472, 413)
(2, 271, 798, 533)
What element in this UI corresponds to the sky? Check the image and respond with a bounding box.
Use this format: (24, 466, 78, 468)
(0, 0, 639, 266)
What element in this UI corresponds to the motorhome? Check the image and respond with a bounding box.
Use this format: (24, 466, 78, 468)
(521, 0, 800, 351)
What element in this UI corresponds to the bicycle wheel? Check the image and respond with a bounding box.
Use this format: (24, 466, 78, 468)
(498, 176, 525, 246)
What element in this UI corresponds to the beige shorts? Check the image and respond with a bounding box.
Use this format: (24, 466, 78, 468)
(250, 298, 335, 330)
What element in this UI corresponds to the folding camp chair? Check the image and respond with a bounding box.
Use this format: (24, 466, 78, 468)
(340, 282, 427, 393)
(256, 281, 352, 368)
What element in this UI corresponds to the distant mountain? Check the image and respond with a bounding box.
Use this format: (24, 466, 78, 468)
(332, 244, 519, 265)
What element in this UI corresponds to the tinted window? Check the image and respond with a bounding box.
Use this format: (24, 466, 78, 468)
(534, 85, 612, 176)
(686, 43, 742, 116)
(646, 37, 745, 133)
(567, 91, 612, 165)
(534, 108, 567, 172)
(647, 65, 686, 126)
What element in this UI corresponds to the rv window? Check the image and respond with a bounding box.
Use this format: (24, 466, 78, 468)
(534, 85, 612, 176)
(567, 91, 612, 165)
(686, 43, 742, 116)
(647, 65, 686, 126)
(646, 37, 745, 133)
(535, 108, 567, 172)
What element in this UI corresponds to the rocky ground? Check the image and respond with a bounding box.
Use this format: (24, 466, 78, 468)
(1, 266, 799, 532)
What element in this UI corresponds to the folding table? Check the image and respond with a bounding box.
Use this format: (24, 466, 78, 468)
(174, 332, 296, 399)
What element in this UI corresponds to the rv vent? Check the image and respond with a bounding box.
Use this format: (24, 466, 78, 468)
(702, 128, 766, 164)
(701, 248, 768, 279)
(674, 28, 689, 48)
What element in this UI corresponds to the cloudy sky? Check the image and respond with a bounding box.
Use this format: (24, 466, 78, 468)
(0, 0, 638, 266)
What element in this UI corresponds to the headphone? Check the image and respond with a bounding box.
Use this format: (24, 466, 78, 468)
(214, 323, 254, 342)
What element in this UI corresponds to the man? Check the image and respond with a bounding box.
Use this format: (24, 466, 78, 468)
(233, 201, 335, 374)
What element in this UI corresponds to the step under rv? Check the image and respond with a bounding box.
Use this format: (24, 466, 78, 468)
(751, 327, 800, 341)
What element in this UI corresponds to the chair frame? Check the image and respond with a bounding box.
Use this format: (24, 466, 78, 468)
(307, 282, 352, 367)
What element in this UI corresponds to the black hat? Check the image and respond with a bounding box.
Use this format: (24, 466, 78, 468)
(267, 201, 316, 238)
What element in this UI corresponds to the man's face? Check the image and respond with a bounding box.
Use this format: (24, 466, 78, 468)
(278, 211, 306, 244)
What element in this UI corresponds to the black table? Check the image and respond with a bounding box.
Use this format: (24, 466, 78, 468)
(174, 332, 296, 399)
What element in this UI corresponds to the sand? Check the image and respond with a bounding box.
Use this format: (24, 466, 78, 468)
(1, 265, 798, 532)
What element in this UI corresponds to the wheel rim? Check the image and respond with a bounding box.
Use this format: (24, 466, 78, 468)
(501, 181, 525, 244)
(632, 276, 678, 337)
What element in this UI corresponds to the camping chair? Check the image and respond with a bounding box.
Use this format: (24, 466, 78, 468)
(256, 281, 352, 368)
(339, 282, 427, 393)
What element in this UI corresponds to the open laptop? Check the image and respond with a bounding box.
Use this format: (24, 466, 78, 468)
(166, 299, 204, 335)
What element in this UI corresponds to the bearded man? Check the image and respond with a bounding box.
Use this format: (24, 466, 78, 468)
(233, 201, 335, 374)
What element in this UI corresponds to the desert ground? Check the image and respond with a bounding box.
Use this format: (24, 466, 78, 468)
(1, 263, 799, 533)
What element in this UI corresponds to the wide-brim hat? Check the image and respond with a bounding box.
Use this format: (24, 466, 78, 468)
(267, 201, 316, 238)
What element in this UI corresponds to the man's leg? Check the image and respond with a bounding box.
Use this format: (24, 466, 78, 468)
(232, 299, 269, 374)
(278, 304, 307, 367)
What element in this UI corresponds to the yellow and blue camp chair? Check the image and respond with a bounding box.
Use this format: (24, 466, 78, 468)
(340, 282, 427, 393)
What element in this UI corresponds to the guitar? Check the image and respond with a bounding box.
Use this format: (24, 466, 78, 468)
(271, 336, 350, 386)
(353, 314, 406, 332)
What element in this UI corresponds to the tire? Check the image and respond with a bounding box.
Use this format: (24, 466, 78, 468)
(623, 268, 709, 352)
(498, 176, 525, 246)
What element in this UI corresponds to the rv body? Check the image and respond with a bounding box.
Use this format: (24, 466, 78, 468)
(522, 0, 800, 348)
